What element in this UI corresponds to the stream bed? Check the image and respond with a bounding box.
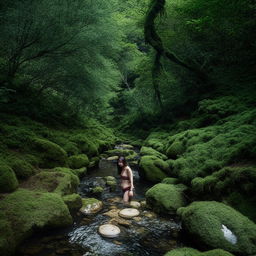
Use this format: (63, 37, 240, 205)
(16, 149, 184, 256)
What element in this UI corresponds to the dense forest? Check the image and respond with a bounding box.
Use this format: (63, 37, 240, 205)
(0, 0, 255, 256)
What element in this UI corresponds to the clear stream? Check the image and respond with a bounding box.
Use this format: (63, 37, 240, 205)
(17, 149, 184, 256)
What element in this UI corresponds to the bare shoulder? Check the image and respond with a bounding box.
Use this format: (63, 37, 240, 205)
(126, 166, 133, 173)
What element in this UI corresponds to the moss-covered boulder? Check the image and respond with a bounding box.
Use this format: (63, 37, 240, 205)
(63, 142, 80, 156)
(70, 134, 98, 157)
(0, 189, 72, 256)
(68, 154, 89, 169)
(80, 198, 103, 215)
(138, 155, 169, 183)
(88, 156, 100, 169)
(140, 146, 168, 160)
(62, 193, 82, 212)
(164, 247, 235, 256)
(146, 183, 186, 214)
(33, 138, 67, 168)
(21, 170, 79, 196)
(0, 165, 18, 193)
(161, 177, 179, 184)
(9, 159, 35, 179)
(72, 167, 87, 178)
(166, 141, 185, 159)
(177, 201, 256, 255)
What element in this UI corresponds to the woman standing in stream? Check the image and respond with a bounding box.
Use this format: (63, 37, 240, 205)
(117, 156, 135, 204)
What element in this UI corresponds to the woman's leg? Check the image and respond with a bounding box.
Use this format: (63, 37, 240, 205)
(123, 190, 130, 204)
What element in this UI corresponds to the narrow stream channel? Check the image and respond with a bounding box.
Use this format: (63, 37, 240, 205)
(17, 146, 184, 256)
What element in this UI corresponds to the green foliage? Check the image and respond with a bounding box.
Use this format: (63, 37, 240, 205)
(146, 183, 186, 214)
(177, 201, 256, 255)
(0, 165, 18, 193)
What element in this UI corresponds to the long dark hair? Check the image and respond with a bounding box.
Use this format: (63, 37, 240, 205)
(117, 156, 127, 174)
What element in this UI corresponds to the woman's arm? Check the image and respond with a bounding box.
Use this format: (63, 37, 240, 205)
(127, 167, 134, 191)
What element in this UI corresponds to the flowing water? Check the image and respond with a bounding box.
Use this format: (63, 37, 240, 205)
(17, 147, 184, 256)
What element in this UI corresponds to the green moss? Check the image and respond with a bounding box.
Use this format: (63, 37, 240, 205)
(62, 193, 82, 212)
(68, 154, 89, 169)
(23, 170, 79, 196)
(33, 138, 68, 168)
(88, 156, 100, 169)
(177, 201, 256, 255)
(63, 142, 80, 156)
(106, 180, 117, 191)
(166, 141, 185, 159)
(164, 248, 234, 256)
(0, 165, 18, 193)
(139, 155, 169, 183)
(71, 167, 87, 178)
(9, 158, 35, 179)
(0, 189, 72, 255)
(70, 134, 98, 157)
(140, 146, 167, 160)
(92, 186, 104, 194)
(146, 183, 186, 214)
(161, 177, 179, 184)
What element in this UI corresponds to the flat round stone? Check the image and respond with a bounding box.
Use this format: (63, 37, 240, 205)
(98, 224, 121, 238)
(119, 208, 140, 219)
(130, 201, 141, 209)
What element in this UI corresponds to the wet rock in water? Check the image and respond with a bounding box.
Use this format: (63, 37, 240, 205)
(146, 183, 186, 214)
(80, 217, 93, 226)
(117, 144, 134, 149)
(142, 210, 157, 219)
(98, 224, 121, 238)
(107, 196, 122, 204)
(119, 208, 140, 219)
(107, 156, 119, 161)
(129, 200, 141, 209)
(103, 208, 131, 226)
(164, 247, 235, 256)
(113, 240, 123, 245)
(80, 198, 103, 215)
(177, 201, 256, 255)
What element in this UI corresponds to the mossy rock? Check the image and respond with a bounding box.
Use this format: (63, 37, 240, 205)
(140, 146, 168, 160)
(164, 247, 235, 256)
(161, 177, 179, 184)
(33, 138, 67, 168)
(88, 156, 100, 169)
(9, 159, 35, 179)
(80, 198, 103, 215)
(71, 167, 87, 178)
(70, 134, 98, 157)
(104, 176, 116, 182)
(146, 183, 186, 214)
(92, 186, 104, 194)
(0, 165, 18, 193)
(166, 141, 185, 159)
(105, 149, 135, 157)
(63, 142, 80, 156)
(22, 170, 79, 196)
(0, 189, 72, 255)
(106, 180, 117, 192)
(177, 201, 256, 255)
(62, 193, 82, 212)
(68, 154, 89, 169)
(138, 155, 169, 183)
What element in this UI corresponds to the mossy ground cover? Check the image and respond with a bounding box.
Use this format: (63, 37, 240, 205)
(146, 183, 186, 214)
(177, 201, 256, 255)
(164, 247, 234, 256)
(0, 189, 72, 256)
